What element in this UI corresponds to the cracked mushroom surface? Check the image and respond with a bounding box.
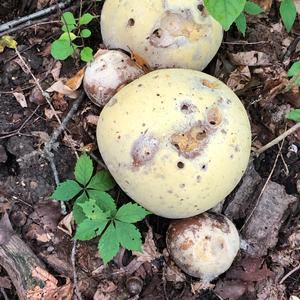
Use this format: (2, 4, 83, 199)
(166, 213, 240, 281)
(100, 0, 223, 70)
(83, 49, 144, 106)
(96, 69, 251, 218)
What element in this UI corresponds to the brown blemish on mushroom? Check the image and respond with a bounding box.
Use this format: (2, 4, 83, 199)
(180, 102, 197, 114)
(127, 18, 135, 26)
(131, 135, 159, 167)
(179, 239, 194, 250)
(171, 122, 214, 158)
(207, 107, 222, 126)
(202, 79, 219, 89)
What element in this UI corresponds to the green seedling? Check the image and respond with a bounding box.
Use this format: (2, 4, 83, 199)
(51, 11, 95, 62)
(51, 153, 150, 263)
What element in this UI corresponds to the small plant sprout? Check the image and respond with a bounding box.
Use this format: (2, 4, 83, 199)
(51, 153, 150, 263)
(51, 11, 96, 62)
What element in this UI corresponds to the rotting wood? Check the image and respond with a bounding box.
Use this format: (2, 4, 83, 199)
(0, 213, 71, 300)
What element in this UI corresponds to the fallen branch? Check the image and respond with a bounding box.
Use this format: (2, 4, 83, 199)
(0, 214, 69, 300)
(0, 0, 72, 34)
(256, 122, 300, 154)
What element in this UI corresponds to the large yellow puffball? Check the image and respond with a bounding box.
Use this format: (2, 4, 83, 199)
(96, 69, 251, 218)
(100, 0, 223, 70)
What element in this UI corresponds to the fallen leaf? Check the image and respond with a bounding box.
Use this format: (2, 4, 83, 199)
(214, 280, 249, 300)
(65, 67, 85, 91)
(0, 35, 17, 53)
(132, 227, 161, 264)
(57, 212, 74, 236)
(227, 66, 251, 91)
(93, 280, 118, 300)
(44, 108, 62, 120)
(256, 279, 286, 300)
(226, 257, 274, 282)
(25, 223, 52, 243)
(31, 131, 50, 148)
(13, 92, 27, 108)
(86, 115, 99, 126)
(51, 61, 62, 81)
(29, 86, 46, 105)
(191, 281, 214, 294)
(252, 0, 273, 11)
(229, 51, 271, 66)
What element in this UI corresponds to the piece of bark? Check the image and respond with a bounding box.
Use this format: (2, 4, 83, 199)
(0, 213, 70, 300)
(225, 161, 263, 220)
(241, 181, 297, 256)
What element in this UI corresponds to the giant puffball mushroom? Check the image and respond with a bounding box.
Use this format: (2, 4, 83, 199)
(166, 212, 240, 281)
(83, 49, 144, 106)
(96, 69, 251, 218)
(100, 0, 223, 70)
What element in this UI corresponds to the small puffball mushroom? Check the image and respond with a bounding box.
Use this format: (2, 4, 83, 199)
(166, 213, 240, 281)
(96, 69, 251, 218)
(83, 49, 144, 106)
(101, 0, 223, 70)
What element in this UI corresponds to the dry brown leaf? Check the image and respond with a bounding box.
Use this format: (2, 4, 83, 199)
(214, 280, 249, 300)
(29, 86, 45, 105)
(191, 281, 214, 294)
(46, 68, 85, 99)
(26, 223, 52, 243)
(252, 0, 272, 11)
(44, 108, 62, 120)
(93, 280, 118, 300)
(63, 133, 81, 149)
(51, 61, 62, 81)
(13, 92, 27, 108)
(31, 131, 50, 147)
(227, 66, 251, 91)
(86, 114, 99, 126)
(132, 227, 161, 264)
(229, 51, 271, 66)
(37, 0, 50, 9)
(57, 212, 74, 236)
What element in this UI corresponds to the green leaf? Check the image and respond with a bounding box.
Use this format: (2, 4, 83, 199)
(280, 0, 297, 32)
(51, 180, 82, 201)
(59, 32, 77, 41)
(51, 39, 74, 60)
(86, 190, 117, 214)
(87, 170, 115, 191)
(235, 13, 247, 36)
(204, 0, 246, 31)
(115, 221, 142, 251)
(80, 29, 92, 38)
(287, 109, 300, 122)
(79, 13, 94, 25)
(244, 1, 263, 15)
(74, 218, 108, 240)
(80, 47, 93, 62)
(288, 61, 300, 84)
(73, 192, 88, 224)
(116, 203, 150, 223)
(61, 12, 76, 32)
(78, 198, 108, 220)
(74, 153, 94, 186)
(98, 223, 120, 264)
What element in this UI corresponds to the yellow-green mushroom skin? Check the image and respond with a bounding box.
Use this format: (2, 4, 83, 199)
(100, 0, 223, 70)
(96, 69, 251, 218)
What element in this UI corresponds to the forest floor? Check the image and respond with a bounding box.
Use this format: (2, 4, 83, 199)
(0, 0, 299, 299)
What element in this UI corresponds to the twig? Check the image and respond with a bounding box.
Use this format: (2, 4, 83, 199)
(0, 0, 72, 34)
(89, 152, 107, 170)
(256, 123, 300, 154)
(71, 240, 83, 300)
(241, 140, 285, 232)
(0, 288, 9, 300)
(279, 264, 300, 284)
(15, 49, 62, 126)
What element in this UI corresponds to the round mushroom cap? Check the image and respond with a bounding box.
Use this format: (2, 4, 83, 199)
(83, 49, 144, 106)
(166, 213, 240, 281)
(96, 69, 251, 219)
(100, 0, 223, 70)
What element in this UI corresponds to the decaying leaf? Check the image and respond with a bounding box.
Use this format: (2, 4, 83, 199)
(252, 0, 273, 11)
(46, 67, 85, 99)
(227, 66, 251, 91)
(44, 108, 62, 120)
(214, 280, 249, 300)
(191, 281, 214, 294)
(57, 212, 74, 236)
(229, 51, 271, 67)
(13, 92, 27, 108)
(0, 35, 17, 53)
(51, 61, 62, 81)
(93, 280, 118, 300)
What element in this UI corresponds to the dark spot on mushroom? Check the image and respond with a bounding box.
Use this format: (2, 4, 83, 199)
(196, 175, 201, 182)
(201, 164, 207, 171)
(197, 4, 204, 11)
(156, 93, 160, 97)
(142, 123, 146, 127)
(205, 235, 211, 240)
(131, 135, 159, 167)
(177, 161, 184, 169)
(230, 154, 234, 159)
(138, 84, 143, 87)
(127, 18, 135, 26)
(180, 183, 185, 188)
